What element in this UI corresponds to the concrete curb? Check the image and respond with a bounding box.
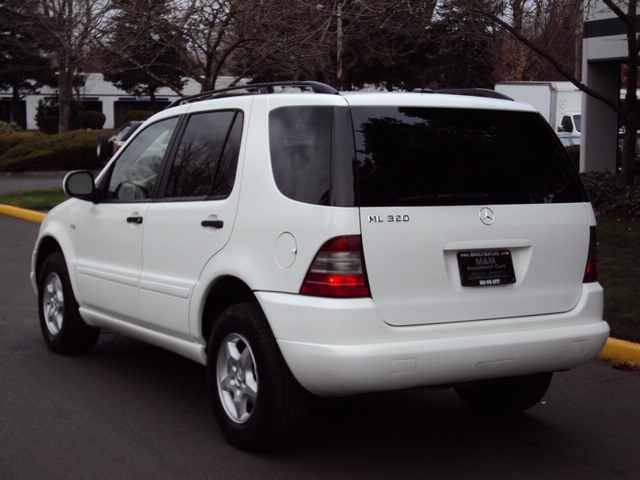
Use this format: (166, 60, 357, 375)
(599, 338, 640, 366)
(0, 204, 46, 224)
(1, 203, 638, 368)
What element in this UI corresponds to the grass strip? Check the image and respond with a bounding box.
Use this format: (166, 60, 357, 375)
(0, 187, 67, 211)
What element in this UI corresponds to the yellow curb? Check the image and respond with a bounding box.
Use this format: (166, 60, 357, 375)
(1, 203, 639, 367)
(0, 204, 46, 224)
(598, 337, 640, 366)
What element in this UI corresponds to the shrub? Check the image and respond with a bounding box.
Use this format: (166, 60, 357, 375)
(0, 121, 22, 134)
(35, 98, 60, 134)
(0, 131, 42, 155)
(77, 111, 106, 129)
(37, 115, 59, 134)
(581, 171, 640, 219)
(0, 129, 111, 172)
(565, 145, 580, 170)
(35, 97, 103, 133)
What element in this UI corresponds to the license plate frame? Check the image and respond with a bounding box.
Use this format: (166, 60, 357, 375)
(457, 250, 516, 287)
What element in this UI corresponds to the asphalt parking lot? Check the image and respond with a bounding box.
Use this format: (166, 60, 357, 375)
(1, 175, 640, 478)
(1, 212, 640, 478)
(0, 172, 65, 194)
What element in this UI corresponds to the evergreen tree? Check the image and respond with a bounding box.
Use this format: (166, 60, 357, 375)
(422, 0, 497, 89)
(0, 0, 53, 127)
(102, 0, 187, 108)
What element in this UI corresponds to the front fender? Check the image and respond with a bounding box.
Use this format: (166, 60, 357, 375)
(31, 200, 81, 297)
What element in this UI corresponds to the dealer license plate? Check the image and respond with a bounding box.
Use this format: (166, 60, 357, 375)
(457, 250, 516, 287)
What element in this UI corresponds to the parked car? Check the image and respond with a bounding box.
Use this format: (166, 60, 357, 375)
(96, 120, 143, 164)
(32, 81, 609, 451)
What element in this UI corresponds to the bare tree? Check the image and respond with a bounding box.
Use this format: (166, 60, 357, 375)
(100, 0, 187, 109)
(94, 0, 189, 97)
(24, 0, 112, 133)
(467, 0, 638, 186)
(236, 0, 437, 90)
(170, 0, 304, 91)
(493, 0, 583, 81)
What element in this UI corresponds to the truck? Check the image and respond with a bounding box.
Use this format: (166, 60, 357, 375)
(495, 81, 582, 136)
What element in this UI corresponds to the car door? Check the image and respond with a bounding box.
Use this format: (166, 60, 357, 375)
(139, 108, 244, 337)
(73, 117, 179, 322)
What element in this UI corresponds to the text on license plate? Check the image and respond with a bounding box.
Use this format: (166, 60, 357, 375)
(457, 250, 516, 287)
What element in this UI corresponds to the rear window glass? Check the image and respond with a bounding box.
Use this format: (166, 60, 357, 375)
(351, 107, 586, 207)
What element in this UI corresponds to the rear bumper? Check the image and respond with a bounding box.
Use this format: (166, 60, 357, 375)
(257, 283, 609, 396)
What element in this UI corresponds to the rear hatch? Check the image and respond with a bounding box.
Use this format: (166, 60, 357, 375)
(350, 103, 592, 326)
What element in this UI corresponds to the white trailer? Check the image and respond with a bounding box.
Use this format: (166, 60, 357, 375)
(495, 81, 582, 135)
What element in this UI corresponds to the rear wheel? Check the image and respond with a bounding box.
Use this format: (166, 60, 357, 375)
(38, 252, 100, 353)
(455, 372, 552, 414)
(207, 302, 308, 451)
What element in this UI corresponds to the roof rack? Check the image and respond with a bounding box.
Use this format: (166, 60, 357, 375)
(413, 87, 514, 101)
(168, 81, 339, 108)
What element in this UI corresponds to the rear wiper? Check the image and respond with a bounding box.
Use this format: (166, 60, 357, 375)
(436, 192, 489, 202)
(396, 192, 489, 205)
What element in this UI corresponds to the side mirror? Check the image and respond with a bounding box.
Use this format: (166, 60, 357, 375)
(63, 170, 96, 202)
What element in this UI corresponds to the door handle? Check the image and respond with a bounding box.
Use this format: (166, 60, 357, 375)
(126, 216, 143, 224)
(201, 219, 224, 228)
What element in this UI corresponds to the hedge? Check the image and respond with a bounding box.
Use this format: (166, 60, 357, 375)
(0, 121, 22, 135)
(581, 171, 640, 220)
(0, 129, 111, 172)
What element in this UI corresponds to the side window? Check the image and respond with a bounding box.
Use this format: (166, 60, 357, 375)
(106, 117, 178, 201)
(269, 106, 332, 205)
(164, 110, 243, 199)
(561, 115, 574, 133)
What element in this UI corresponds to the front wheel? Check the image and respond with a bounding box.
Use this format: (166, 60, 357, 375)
(207, 303, 308, 451)
(455, 372, 552, 414)
(38, 252, 100, 353)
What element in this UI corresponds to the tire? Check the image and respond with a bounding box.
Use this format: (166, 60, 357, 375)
(455, 372, 552, 414)
(38, 252, 100, 354)
(207, 302, 308, 451)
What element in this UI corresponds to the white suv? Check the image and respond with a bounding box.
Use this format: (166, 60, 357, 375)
(31, 81, 609, 451)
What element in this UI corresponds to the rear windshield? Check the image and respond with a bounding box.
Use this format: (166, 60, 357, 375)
(351, 107, 586, 207)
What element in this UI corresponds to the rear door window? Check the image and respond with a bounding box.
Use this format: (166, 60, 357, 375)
(351, 107, 586, 207)
(163, 110, 243, 199)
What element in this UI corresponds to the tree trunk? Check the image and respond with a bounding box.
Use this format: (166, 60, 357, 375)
(57, 66, 74, 133)
(11, 86, 23, 127)
(622, 0, 639, 186)
(335, 2, 344, 90)
(622, 75, 638, 186)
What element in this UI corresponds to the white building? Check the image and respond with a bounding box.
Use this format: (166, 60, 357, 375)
(581, 1, 631, 172)
(0, 74, 237, 130)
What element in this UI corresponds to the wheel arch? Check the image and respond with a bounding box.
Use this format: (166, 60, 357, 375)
(34, 235, 64, 285)
(201, 276, 257, 349)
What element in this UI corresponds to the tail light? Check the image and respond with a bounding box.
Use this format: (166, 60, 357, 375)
(300, 235, 370, 298)
(583, 226, 598, 282)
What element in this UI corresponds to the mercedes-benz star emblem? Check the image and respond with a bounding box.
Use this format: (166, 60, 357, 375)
(479, 207, 495, 226)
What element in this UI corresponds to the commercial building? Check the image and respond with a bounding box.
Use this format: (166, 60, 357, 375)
(0, 74, 233, 130)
